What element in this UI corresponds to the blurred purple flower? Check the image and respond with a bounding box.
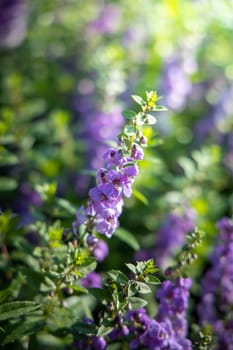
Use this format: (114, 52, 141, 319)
(0, 0, 27, 49)
(160, 56, 192, 112)
(198, 217, 233, 349)
(85, 4, 121, 36)
(14, 183, 42, 226)
(154, 209, 196, 269)
(195, 84, 233, 162)
(80, 271, 102, 289)
(74, 101, 124, 195)
(135, 209, 196, 269)
(92, 240, 109, 262)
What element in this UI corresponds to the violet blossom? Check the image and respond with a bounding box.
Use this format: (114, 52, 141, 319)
(123, 277, 192, 350)
(73, 146, 142, 239)
(198, 217, 233, 349)
(80, 271, 102, 289)
(0, 0, 27, 49)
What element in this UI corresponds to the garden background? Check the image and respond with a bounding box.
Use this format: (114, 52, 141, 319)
(0, 1, 233, 349)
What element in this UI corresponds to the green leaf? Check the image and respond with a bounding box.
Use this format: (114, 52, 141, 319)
(106, 270, 128, 284)
(122, 109, 137, 120)
(56, 198, 76, 215)
(0, 288, 12, 305)
(125, 263, 137, 275)
(128, 283, 137, 297)
(0, 177, 17, 191)
(68, 284, 88, 294)
(132, 189, 149, 205)
(133, 282, 151, 294)
(114, 228, 140, 251)
(0, 153, 19, 166)
(97, 324, 114, 337)
(89, 288, 110, 303)
(128, 297, 147, 310)
(145, 275, 161, 285)
(154, 105, 168, 111)
(131, 95, 145, 106)
(0, 301, 40, 321)
(71, 321, 96, 335)
(1, 318, 45, 345)
(77, 258, 97, 275)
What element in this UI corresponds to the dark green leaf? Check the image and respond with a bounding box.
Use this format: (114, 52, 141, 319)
(89, 288, 110, 303)
(71, 321, 96, 335)
(106, 270, 128, 284)
(122, 110, 137, 120)
(0, 288, 12, 304)
(1, 318, 44, 345)
(145, 275, 161, 285)
(125, 263, 137, 274)
(97, 324, 114, 337)
(0, 301, 40, 321)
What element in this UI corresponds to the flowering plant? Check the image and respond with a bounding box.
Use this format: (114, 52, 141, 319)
(4, 83, 229, 350)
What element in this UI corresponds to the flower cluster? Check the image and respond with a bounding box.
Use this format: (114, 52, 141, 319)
(126, 308, 176, 350)
(156, 277, 192, 349)
(198, 217, 233, 349)
(73, 146, 143, 238)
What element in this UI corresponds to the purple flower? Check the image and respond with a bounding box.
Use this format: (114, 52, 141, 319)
(85, 4, 121, 36)
(154, 209, 196, 269)
(160, 55, 193, 112)
(142, 319, 172, 349)
(131, 144, 144, 160)
(96, 208, 118, 237)
(80, 272, 102, 289)
(92, 240, 109, 262)
(74, 143, 143, 238)
(0, 0, 27, 49)
(109, 324, 130, 340)
(198, 217, 233, 349)
(156, 277, 192, 347)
